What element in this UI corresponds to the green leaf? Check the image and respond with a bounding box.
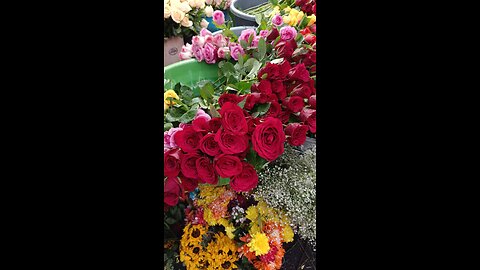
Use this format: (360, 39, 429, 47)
(179, 107, 197, 123)
(238, 97, 246, 108)
(164, 123, 173, 131)
(247, 60, 262, 78)
(238, 54, 244, 66)
(257, 38, 266, 60)
(199, 82, 214, 99)
(217, 177, 230, 186)
(165, 217, 176, 224)
(220, 61, 236, 76)
(209, 104, 220, 118)
(240, 39, 248, 50)
(255, 103, 271, 116)
(166, 113, 179, 122)
(174, 83, 181, 93)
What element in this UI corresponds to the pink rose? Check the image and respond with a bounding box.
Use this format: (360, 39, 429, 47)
(259, 30, 269, 38)
(217, 47, 230, 59)
(212, 10, 225, 25)
(272, 14, 283, 26)
(195, 108, 211, 121)
(200, 28, 213, 37)
(238, 28, 256, 45)
(179, 43, 193, 60)
(167, 127, 183, 148)
(280, 26, 297, 41)
(192, 36, 205, 47)
(229, 43, 244, 61)
(192, 44, 204, 62)
(205, 0, 213, 4)
(212, 34, 227, 47)
(204, 35, 213, 44)
(203, 42, 218, 64)
(251, 36, 261, 47)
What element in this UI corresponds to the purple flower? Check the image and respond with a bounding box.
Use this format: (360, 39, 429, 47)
(272, 14, 283, 26)
(203, 42, 217, 64)
(238, 28, 256, 45)
(192, 44, 204, 62)
(229, 43, 244, 61)
(212, 10, 225, 25)
(280, 26, 297, 41)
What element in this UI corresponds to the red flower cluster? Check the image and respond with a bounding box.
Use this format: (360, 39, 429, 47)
(242, 60, 316, 146)
(164, 102, 290, 208)
(295, 0, 316, 15)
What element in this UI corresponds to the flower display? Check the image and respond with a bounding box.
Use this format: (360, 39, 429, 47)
(164, 3, 317, 268)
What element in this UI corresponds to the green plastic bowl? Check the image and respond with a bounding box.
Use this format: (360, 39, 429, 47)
(164, 59, 219, 88)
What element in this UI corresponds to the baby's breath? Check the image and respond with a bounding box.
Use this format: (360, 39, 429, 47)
(254, 145, 317, 250)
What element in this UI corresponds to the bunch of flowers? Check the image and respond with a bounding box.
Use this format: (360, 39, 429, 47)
(164, 0, 215, 38)
(205, 0, 232, 10)
(254, 145, 317, 249)
(178, 184, 294, 269)
(294, 0, 316, 15)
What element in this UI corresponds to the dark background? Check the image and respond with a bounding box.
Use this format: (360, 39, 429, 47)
(2, 1, 470, 269)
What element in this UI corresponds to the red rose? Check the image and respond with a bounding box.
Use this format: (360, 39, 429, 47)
(209, 117, 222, 133)
(271, 80, 287, 100)
(215, 129, 250, 154)
(196, 156, 218, 185)
(174, 126, 204, 153)
(164, 177, 182, 206)
(310, 24, 316, 33)
(255, 80, 272, 95)
(300, 27, 312, 36)
(246, 117, 260, 135)
(192, 117, 210, 133)
(304, 34, 316, 45)
(275, 39, 296, 60)
(218, 93, 244, 107)
(214, 154, 243, 178)
(257, 62, 280, 80)
(300, 108, 316, 133)
(252, 117, 285, 161)
(288, 63, 311, 82)
(266, 101, 281, 117)
(199, 133, 222, 156)
(230, 162, 259, 192)
(285, 123, 309, 146)
(290, 81, 312, 98)
(283, 96, 305, 113)
(179, 174, 198, 192)
(277, 110, 292, 124)
(266, 28, 279, 42)
(244, 94, 259, 111)
(278, 60, 292, 79)
(164, 148, 182, 177)
(180, 152, 201, 179)
(219, 102, 248, 135)
(308, 95, 316, 109)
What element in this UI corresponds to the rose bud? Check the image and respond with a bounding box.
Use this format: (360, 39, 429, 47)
(308, 95, 316, 109)
(285, 123, 309, 146)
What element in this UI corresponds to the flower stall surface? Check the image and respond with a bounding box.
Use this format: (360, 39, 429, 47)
(164, 2, 316, 268)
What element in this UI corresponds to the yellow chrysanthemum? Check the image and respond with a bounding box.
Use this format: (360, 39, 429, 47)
(203, 207, 218, 226)
(196, 184, 226, 207)
(282, 223, 294, 243)
(164, 89, 180, 105)
(289, 8, 299, 17)
(307, 14, 316, 26)
(249, 222, 261, 235)
(224, 225, 235, 239)
(284, 6, 291, 12)
(245, 206, 259, 221)
(247, 232, 270, 256)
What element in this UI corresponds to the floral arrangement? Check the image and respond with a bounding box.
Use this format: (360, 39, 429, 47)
(255, 145, 317, 249)
(164, 0, 215, 38)
(177, 184, 294, 269)
(164, 3, 317, 268)
(205, 0, 232, 10)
